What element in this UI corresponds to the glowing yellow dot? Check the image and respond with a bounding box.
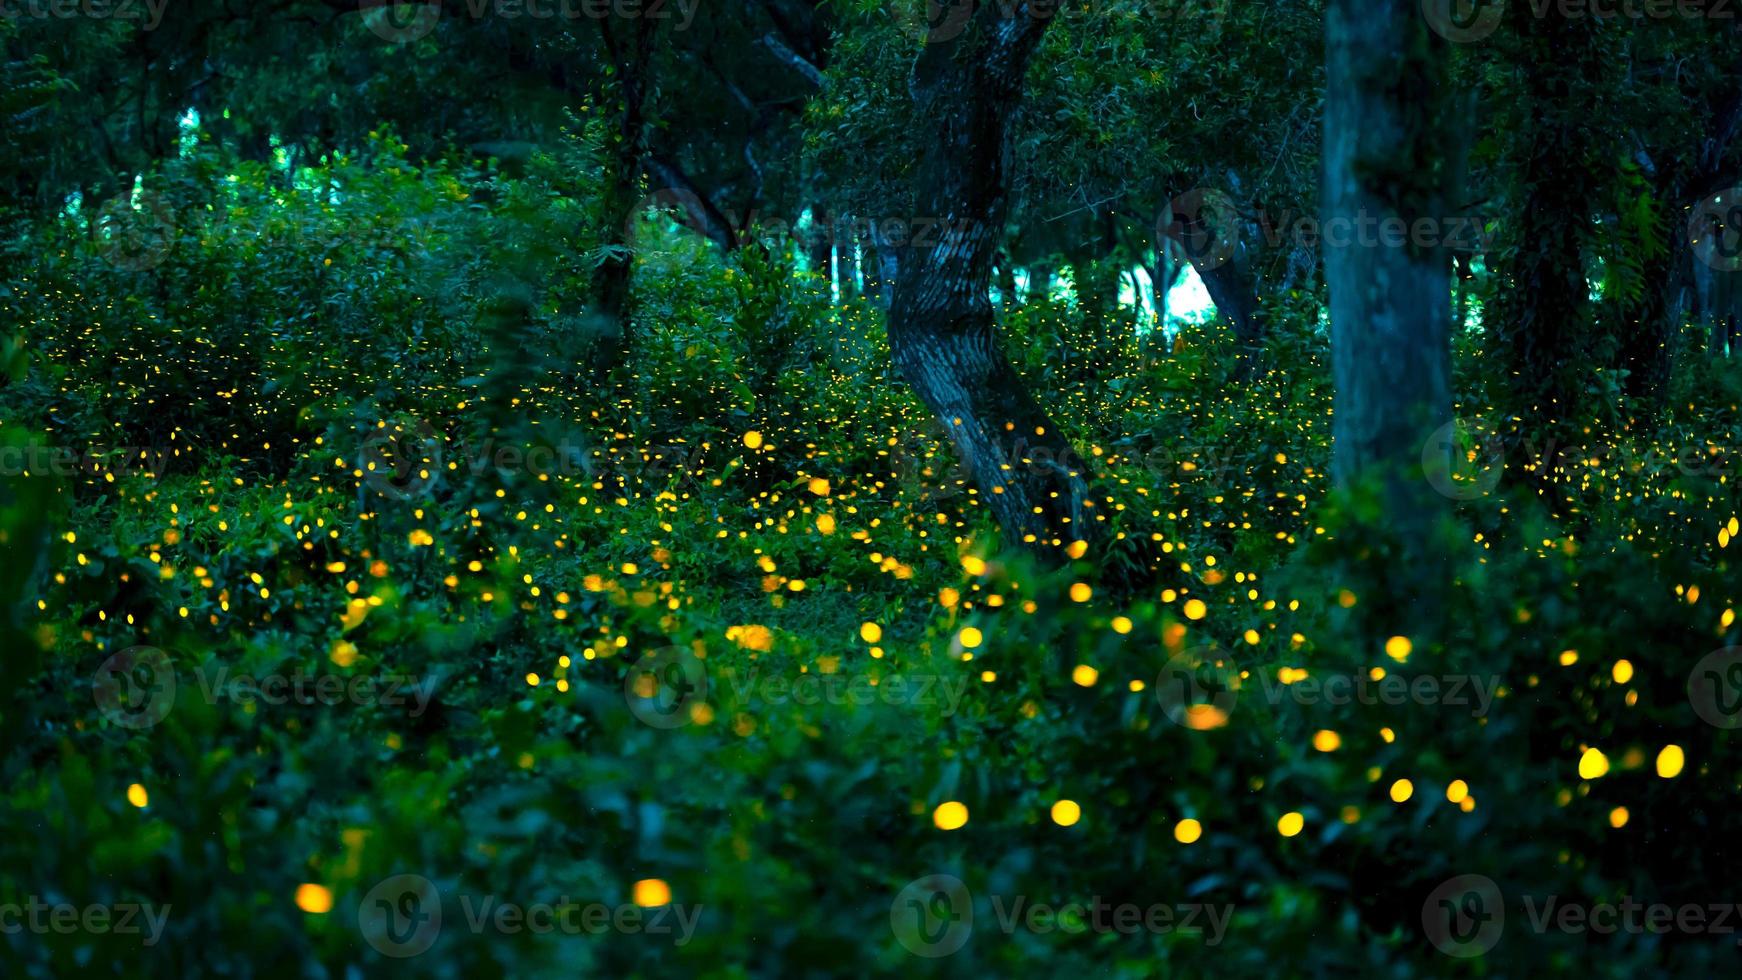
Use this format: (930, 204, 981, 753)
(1174, 818, 1202, 844)
(525, 673, 540, 687)
(294, 884, 333, 914)
(1051, 800, 1082, 827)
(1389, 779, 1414, 803)
(1385, 636, 1412, 662)
(1578, 747, 1610, 780)
(742, 430, 763, 449)
(1558, 649, 1578, 666)
(1183, 598, 1207, 620)
(933, 801, 969, 830)
(1609, 807, 1630, 829)
(1069, 582, 1092, 603)
(1111, 616, 1133, 634)
(1612, 659, 1634, 683)
(1277, 811, 1304, 837)
(632, 879, 672, 907)
(860, 622, 882, 643)
(1072, 664, 1099, 687)
(959, 627, 983, 649)
(961, 556, 987, 576)
(1312, 730, 1341, 752)
(126, 783, 149, 808)
(1656, 745, 1685, 778)
(1446, 780, 1469, 803)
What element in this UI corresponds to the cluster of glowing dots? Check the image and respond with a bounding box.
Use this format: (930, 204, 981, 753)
(931, 799, 1085, 830)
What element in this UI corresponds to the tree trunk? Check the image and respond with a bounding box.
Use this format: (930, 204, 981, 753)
(590, 19, 659, 363)
(1197, 259, 1264, 376)
(1324, 0, 1454, 495)
(887, 5, 1091, 550)
(860, 232, 886, 308)
(1488, 3, 1612, 442)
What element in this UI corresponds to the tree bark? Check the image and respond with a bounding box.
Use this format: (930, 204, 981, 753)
(1324, 0, 1454, 495)
(887, 4, 1092, 549)
(1197, 259, 1264, 376)
(590, 17, 659, 363)
(1488, 3, 1612, 441)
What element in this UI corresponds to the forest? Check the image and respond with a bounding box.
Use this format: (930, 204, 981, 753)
(2, 0, 1742, 975)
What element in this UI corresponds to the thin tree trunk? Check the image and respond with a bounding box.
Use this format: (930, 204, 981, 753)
(591, 17, 659, 363)
(887, 4, 1092, 550)
(1324, 0, 1454, 497)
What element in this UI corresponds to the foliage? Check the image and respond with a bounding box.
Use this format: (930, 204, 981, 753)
(4, 128, 1742, 977)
